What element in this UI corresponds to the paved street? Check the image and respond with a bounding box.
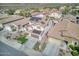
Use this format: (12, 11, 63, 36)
(0, 41, 27, 56)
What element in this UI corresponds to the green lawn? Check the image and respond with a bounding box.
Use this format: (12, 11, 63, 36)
(18, 35, 28, 44)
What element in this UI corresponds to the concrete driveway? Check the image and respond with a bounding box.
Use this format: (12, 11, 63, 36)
(42, 38, 62, 56)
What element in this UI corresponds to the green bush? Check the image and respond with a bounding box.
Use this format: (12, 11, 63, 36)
(18, 35, 28, 44)
(69, 44, 79, 56)
(74, 46, 79, 54)
(4, 9, 15, 15)
(69, 44, 75, 50)
(62, 6, 71, 15)
(71, 50, 78, 56)
(15, 9, 31, 17)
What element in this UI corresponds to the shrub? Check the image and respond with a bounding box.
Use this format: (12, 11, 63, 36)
(71, 50, 78, 56)
(69, 44, 79, 56)
(18, 35, 28, 44)
(69, 44, 75, 50)
(4, 9, 15, 15)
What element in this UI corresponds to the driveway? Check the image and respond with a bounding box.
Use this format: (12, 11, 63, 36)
(42, 38, 62, 56)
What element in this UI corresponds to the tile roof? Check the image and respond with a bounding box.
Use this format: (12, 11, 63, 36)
(48, 19, 79, 41)
(0, 15, 24, 24)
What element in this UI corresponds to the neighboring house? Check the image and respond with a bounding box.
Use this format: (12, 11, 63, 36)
(0, 15, 27, 37)
(48, 19, 79, 45)
(49, 8, 62, 19)
(47, 19, 79, 55)
(31, 13, 46, 20)
(20, 13, 53, 52)
(0, 15, 28, 31)
(0, 15, 24, 25)
(29, 13, 53, 41)
(63, 14, 76, 23)
(49, 11, 62, 19)
(48, 9, 62, 24)
(0, 14, 53, 47)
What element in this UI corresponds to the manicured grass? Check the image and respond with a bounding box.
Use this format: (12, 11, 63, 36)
(18, 35, 28, 44)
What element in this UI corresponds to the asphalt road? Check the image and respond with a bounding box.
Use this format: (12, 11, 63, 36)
(0, 41, 27, 56)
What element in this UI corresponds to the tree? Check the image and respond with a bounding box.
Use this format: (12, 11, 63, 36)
(70, 9, 79, 16)
(62, 6, 71, 15)
(74, 46, 79, 54)
(31, 8, 40, 12)
(15, 9, 31, 17)
(69, 44, 75, 50)
(18, 35, 28, 44)
(71, 50, 78, 56)
(4, 9, 15, 15)
(69, 44, 79, 56)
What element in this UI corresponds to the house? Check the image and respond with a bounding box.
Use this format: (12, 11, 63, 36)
(0, 15, 30, 36)
(63, 14, 76, 23)
(28, 13, 53, 41)
(49, 8, 62, 19)
(31, 12, 46, 20)
(47, 19, 79, 55)
(0, 14, 53, 54)
(0, 15, 24, 25)
(48, 9, 62, 24)
(48, 19, 79, 45)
